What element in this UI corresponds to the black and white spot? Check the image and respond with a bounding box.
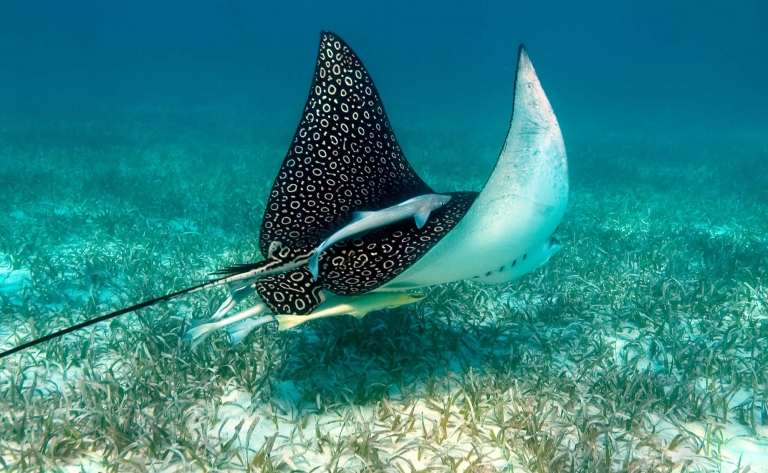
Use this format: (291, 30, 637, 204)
(255, 267, 324, 315)
(259, 31, 431, 257)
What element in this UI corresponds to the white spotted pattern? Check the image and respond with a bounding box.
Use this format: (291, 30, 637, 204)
(259, 31, 431, 257)
(255, 267, 325, 315)
(249, 31, 476, 314)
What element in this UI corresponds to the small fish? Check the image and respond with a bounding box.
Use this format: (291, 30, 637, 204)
(275, 291, 425, 331)
(226, 315, 276, 345)
(308, 194, 452, 279)
(184, 302, 270, 349)
(190, 291, 425, 347)
(199, 282, 256, 324)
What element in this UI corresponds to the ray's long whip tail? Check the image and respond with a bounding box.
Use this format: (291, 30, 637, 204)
(0, 257, 305, 360)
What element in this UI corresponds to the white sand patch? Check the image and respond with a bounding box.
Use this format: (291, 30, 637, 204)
(167, 382, 527, 472)
(649, 411, 768, 473)
(692, 222, 735, 238)
(0, 264, 31, 298)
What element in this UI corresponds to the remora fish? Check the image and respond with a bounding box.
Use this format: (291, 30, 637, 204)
(187, 291, 423, 346)
(308, 194, 452, 279)
(275, 291, 425, 331)
(226, 316, 275, 345)
(184, 303, 271, 349)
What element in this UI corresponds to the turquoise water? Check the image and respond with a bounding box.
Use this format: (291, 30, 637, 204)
(1, 2, 767, 471)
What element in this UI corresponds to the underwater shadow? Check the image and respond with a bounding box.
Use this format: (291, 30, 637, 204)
(270, 300, 576, 407)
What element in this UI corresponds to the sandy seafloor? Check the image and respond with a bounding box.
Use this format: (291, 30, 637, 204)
(0, 100, 767, 472)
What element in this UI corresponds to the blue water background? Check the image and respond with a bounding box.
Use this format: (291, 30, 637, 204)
(1, 0, 766, 167)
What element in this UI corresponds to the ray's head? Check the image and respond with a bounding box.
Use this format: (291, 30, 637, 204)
(435, 194, 453, 207)
(424, 193, 452, 209)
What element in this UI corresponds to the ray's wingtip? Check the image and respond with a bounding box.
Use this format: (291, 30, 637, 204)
(517, 44, 531, 66)
(319, 30, 344, 42)
(514, 44, 536, 81)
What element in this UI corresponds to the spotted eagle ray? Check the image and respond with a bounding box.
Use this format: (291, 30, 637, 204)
(0, 31, 567, 359)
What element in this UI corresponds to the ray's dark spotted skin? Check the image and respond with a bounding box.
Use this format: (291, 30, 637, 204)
(255, 267, 325, 315)
(254, 32, 476, 314)
(259, 31, 431, 257)
(320, 191, 477, 294)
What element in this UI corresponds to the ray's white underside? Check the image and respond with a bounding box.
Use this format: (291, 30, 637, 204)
(381, 47, 568, 290)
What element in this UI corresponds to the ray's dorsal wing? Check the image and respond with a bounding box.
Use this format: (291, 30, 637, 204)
(253, 31, 435, 315)
(259, 31, 432, 259)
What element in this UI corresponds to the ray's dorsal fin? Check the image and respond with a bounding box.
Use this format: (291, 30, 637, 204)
(259, 31, 432, 259)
